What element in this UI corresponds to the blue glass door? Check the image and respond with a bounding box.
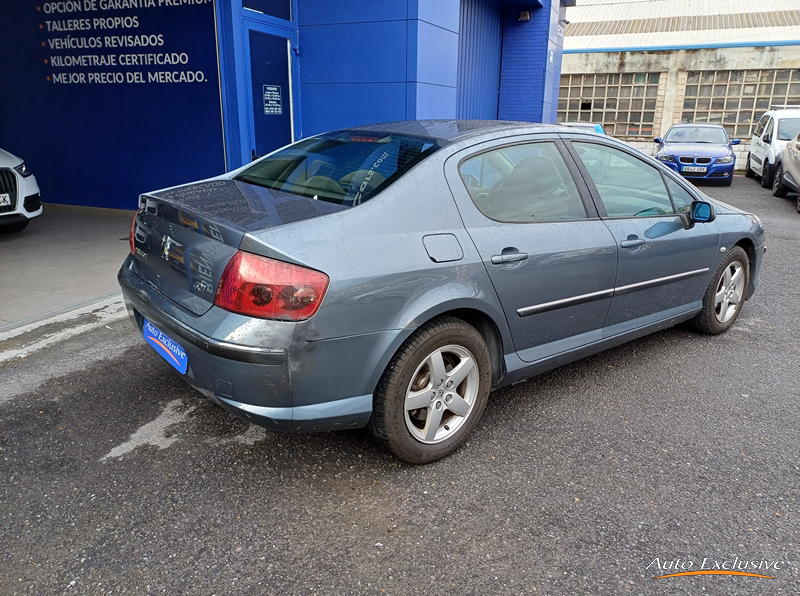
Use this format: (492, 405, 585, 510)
(246, 28, 294, 159)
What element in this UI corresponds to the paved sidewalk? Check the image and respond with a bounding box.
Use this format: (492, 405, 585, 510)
(0, 204, 134, 329)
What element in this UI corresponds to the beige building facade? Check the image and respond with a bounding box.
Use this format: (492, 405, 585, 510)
(560, 0, 800, 167)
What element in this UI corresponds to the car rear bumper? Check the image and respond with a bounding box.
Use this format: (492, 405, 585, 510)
(118, 257, 410, 432)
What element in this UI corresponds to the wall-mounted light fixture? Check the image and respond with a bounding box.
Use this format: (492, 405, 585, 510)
(518, 11, 531, 22)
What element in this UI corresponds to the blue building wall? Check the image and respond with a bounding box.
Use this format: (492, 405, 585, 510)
(498, 0, 566, 123)
(456, 0, 504, 119)
(296, 0, 460, 136)
(0, 0, 565, 210)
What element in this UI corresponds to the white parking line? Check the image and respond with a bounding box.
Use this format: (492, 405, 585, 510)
(0, 295, 127, 365)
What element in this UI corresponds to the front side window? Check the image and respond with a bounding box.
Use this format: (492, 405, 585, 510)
(459, 142, 587, 222)
(235, 132, 441, 205)
(763, 117, 774, 139)
(665, 177, 694, 214)
(753, 115, 768, 137)
(573, 142, 675, 217)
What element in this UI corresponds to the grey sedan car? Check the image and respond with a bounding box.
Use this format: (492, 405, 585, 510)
(119, 120, 765, 463)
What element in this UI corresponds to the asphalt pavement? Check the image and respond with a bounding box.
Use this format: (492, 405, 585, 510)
(1, 175, 798, 595)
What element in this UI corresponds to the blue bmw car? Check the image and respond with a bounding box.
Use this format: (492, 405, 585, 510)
(654, 124, 740, 185)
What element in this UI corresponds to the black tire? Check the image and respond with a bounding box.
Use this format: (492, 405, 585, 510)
(772, 163, 789, 197)
(0, 220, 29, 234)
(369, 316, 492, 464)
(796, 195, 800, 214)
(760, 161, 773, 188)
(690, 246, 750, 335)
(744, 153, 756, 178)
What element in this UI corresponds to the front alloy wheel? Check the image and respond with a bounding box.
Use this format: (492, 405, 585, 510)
(691, 246, 750, 335)
(744, 153, 756, 178)
(714, 260, 746, 324)
(761, 161, 773, 188)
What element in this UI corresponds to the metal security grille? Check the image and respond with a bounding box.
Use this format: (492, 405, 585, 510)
(681, 69, 800, 138)
(557, 72, 662, 136)
(0, 169, 17, 213)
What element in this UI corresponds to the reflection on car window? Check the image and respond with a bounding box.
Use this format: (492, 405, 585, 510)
(665, 126, 728, 144)
(573, 142, 675, 217)
(459, 142, 587, 222)
(235, 132, 440, 206)
(665, 177, 694, 214)
(777, 118, 800, 141)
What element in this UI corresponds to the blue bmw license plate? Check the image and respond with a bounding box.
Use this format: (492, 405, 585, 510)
(143, 318, 188, 374)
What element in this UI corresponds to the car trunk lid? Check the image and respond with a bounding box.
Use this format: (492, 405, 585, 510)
(130, 179, 346, 315)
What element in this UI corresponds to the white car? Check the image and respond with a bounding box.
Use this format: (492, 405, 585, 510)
(0, 148, 42, 233)
(745, 105, 800, 188)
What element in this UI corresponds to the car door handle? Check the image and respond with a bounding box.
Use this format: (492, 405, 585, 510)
(491, 252, 528, 265)
(620, 238, 646, 249)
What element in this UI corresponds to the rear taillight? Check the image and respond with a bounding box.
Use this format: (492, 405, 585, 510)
(214, 251, 329, 321)
(129, 214, 137, 255)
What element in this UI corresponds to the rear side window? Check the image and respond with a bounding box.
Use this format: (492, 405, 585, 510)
(573, 142, 675, 217)
(777, 118, 800, 141)
(235, 132, 441, 205)
(459, 141, 587, 222)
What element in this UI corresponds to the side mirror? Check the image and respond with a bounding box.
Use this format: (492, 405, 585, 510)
(654, 137, 662, 144)
(690, 200, 715, 224)
(762, 134, 771, 143)
(731, 138, 740, 145)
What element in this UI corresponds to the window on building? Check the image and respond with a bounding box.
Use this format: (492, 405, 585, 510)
(681, 70, 800, 138)
(557, 72, 661, 137)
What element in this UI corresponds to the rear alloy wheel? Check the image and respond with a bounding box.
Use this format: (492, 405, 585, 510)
(772, 163, 789, 197)
(369, 317, 491, 464)
(691, 246, 750, 335)
(744, 153, 755, 178)
(760, 161, 773, 188)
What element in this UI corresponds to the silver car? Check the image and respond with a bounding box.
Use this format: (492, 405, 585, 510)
(119, 121, 765, 463)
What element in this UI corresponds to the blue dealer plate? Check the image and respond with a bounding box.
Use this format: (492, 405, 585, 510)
(143, 318, 188, 374)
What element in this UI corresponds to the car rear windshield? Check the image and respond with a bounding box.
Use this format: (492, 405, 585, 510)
(777, 118, 800, 141)
(665, 127, 728, 144)
(235, 132, 442, 206)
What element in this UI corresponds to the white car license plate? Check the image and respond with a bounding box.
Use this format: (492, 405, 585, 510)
(0, 193, 10, 206)
(143, 318, 188, 374)
(682, 166, 707, 173)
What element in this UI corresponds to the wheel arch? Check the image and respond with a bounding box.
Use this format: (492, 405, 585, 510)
(375, 295, 512, 393)
(733, 237, 757, 298)
(437, 307, 507, 387)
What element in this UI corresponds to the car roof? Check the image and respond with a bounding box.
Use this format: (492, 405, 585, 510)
(669, 123, 726, 129)
(338, 120, 564, 145)
(766, 109, 800, 117)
